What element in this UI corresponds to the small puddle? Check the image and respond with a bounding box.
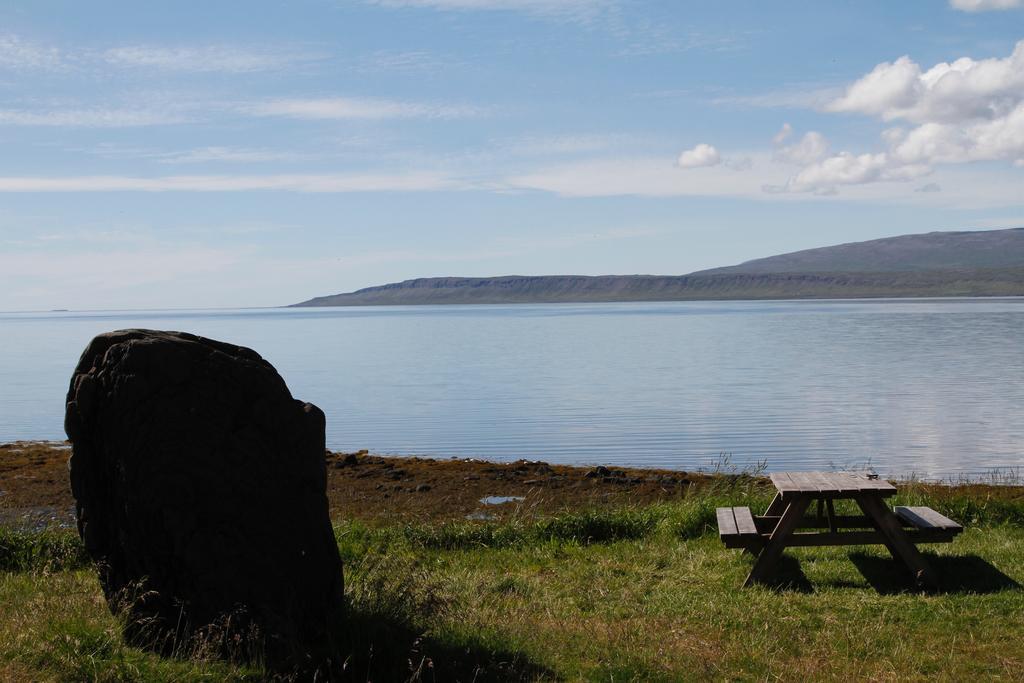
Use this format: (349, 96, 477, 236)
(479, 495, 525, 506)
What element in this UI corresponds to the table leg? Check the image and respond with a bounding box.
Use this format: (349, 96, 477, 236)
(745, 495, 811, 587)
(855, 494, 938, 589)
(765, 492, 786, 516)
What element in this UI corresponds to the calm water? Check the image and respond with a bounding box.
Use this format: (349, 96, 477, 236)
(2, 299, 1022, 479)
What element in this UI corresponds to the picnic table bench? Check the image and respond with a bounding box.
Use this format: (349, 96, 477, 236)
(717, 471, 962, 588)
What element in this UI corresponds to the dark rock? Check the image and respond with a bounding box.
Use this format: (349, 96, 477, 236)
(585, 465, 611, 479)
(64, 330, 344, 669)
(414, 484, 431, 492)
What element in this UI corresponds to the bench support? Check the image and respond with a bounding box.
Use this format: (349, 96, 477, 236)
(856, 494, 938, 589)
(744, 496, 811, 587)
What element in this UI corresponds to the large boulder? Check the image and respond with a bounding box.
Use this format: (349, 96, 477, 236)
(64, 329, 344, 667)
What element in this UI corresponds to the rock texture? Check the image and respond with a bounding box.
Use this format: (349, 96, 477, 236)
(64, 329, 344, 667)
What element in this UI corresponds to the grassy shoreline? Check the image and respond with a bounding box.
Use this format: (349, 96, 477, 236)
(3, 443, 1024, 680)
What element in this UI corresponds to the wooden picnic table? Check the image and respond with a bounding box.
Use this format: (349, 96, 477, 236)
(716, 471, 962, 588)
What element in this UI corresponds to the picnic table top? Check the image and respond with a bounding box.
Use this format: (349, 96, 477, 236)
(769, 471, 897, 497)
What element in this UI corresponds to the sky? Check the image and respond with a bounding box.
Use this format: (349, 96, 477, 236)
(1, 0, 1023, 310)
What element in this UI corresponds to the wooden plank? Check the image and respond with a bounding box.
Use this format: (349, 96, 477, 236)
(786, 472, 819, 493)
(895, 506, 963, 532)
(785, 530, 887, 546)
(812, 472, 843, 493)
(716, 507, 738, 537)
(810, 471, 843, 494)
(756, 514, 875, 529)
(784, 529, 958, 547)
(913, 507, 962, 530)
(764, 492, 787, 516)
(859, 477, 897, 494)
(770, 472, 801, 496)
(825, 498, 838, 533)
(835, 471, 897, 494)
(733, 507, 759, 537)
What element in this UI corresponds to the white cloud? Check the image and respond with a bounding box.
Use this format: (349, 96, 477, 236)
(0, 172, 462, 193)
(0, 107, 189, 127)
(949, 0, 1022, 11)
(827, 41, 1024, 124)
(889, 103, 1024, 164)
(772, 123, 793, 145)
(0, 34, 63, 70)
(676, 143, 721, 168)
(769, 152, 932, 194)
(774, 40, 1024, 194)
(102, 45, 321, 73)
(773, 128, 829, 165)
(248, 97, 480, 120)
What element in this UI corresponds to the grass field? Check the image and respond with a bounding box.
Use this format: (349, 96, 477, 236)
(2, 478, 1023, 681)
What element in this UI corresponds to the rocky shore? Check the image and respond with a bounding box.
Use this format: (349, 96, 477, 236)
(1, 441, 710, 530)
(5, 440, 1021, 532)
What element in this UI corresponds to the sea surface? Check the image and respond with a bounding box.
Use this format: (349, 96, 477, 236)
(2, 299, 1022, 479)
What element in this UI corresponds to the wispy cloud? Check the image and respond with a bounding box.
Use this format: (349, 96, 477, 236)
(366, 0, 613, 21)
(354, 49, 462, 73)
(0, 34, 65, 71)
(0, 107, 190, 127)
(154, 146, 318, 164)
(484, 132, 645, 159)
(247, 96, 482, 120)
(710, 84, 844, 110)
(503, 153, 1024, 208)
(101, 44, 324, 73)
(507, 156, 770, 198)
(0, 33, 324, 74)
(330, 225, 663, 268)
(949, 0, 1022, 11)
(615, 25, 752, 57)
(0, 172, 465, 193)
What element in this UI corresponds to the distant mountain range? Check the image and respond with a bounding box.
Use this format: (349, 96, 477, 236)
(291, 228, 1024, 307)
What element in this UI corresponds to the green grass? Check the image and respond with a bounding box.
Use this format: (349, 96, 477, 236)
(3, 484, 1023, 681)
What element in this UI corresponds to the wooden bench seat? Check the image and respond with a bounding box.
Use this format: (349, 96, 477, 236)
(716, 506, 761, 549)
(894, 506, 963, 542)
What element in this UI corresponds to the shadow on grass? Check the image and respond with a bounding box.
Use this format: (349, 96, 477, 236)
(849, 552, 1021, 595)
(752, 554, 815, 593)
(337, 610, 554, 682)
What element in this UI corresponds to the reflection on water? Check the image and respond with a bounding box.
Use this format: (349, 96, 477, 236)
(2, 299, 1022, 479)
(480, 496, 526, 505)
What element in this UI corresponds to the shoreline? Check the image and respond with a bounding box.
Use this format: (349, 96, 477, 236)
(3, 441, 1022, 532)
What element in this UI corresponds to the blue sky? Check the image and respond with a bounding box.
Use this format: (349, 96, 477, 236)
(1, 0, 1023, 310)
